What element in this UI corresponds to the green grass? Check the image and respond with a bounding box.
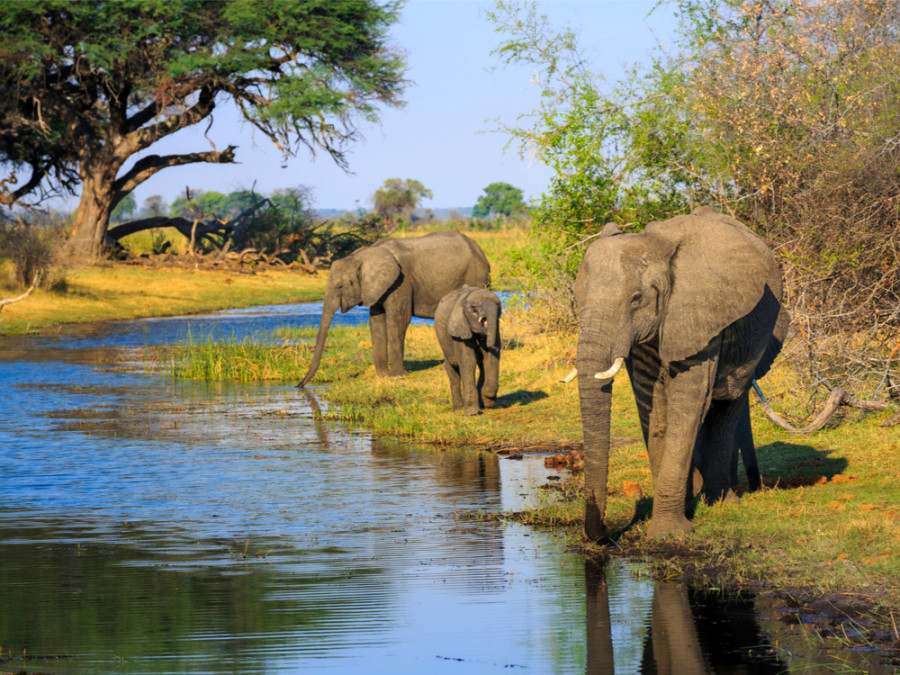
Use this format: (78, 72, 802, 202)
(157, 332, 312, 382)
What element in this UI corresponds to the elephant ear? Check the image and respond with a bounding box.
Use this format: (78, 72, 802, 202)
(448, 293, 473, 340)
(359, 246, 402, 307)
(649, 216, 771, 363)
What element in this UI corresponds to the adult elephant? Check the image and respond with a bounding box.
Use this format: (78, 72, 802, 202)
(573, 208, 788, 540)
(298, 231, 490, 386)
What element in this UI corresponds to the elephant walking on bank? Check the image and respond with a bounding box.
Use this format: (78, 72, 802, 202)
(573, 208, 789, 540)
(299, 231, 490, 387)
(434, 285, 501, 415)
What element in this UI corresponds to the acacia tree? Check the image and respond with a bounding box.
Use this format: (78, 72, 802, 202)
(0, 0, 406, 261)
(371, 177, 432, 231)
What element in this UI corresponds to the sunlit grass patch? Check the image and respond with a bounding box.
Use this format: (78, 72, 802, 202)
(1, 265, 328, 334)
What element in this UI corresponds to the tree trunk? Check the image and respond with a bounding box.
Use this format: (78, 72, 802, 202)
(69, 176, 116, 263)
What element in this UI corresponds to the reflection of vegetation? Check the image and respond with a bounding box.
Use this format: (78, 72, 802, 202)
(0, 521, 391, 672)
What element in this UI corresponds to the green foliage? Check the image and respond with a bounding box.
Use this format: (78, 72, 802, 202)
(489, 1, 900, 396)
(472, 182, 526, 218)
(0, 214, 68, 288)
(485, 2, 691, 322)
(0, 0, 407, 259)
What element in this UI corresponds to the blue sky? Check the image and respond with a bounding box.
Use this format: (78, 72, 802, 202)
(127, 1, 677, 213)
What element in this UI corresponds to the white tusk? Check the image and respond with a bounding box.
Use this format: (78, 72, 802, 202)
(560, 367, 578, 384)
(594, 357, 624, 381)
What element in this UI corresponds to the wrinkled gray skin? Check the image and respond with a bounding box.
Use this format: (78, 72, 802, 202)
(575, 208, 789, 540)
(299, 231, 490, 386)
(434, 285, 501, 415)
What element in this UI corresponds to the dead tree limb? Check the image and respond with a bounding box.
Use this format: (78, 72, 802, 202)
(0, 270, 41, 314)
(753, 382, 900, 431)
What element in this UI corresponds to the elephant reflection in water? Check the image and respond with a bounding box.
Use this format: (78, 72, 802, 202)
(585, 560, 781, 674)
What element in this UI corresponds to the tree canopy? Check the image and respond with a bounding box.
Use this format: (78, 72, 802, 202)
(472, 182, 526, 217)
(371, 177, 432, 229)
(0, 0, 406, 261)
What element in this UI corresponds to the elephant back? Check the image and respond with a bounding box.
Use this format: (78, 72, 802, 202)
(388, 231, 491, 317)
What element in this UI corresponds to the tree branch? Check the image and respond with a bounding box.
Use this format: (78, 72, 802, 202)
(112, 146, 237, 196)
(128, 87, 218, 152)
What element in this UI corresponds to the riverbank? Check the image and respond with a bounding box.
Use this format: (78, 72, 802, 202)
(290, 321, 900, 657)
(0, 264, 328, 335)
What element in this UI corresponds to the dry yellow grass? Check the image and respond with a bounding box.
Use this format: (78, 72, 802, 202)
(0, 264, 328, 334)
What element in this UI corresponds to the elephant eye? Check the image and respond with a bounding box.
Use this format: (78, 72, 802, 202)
(630, 291, 642, 307)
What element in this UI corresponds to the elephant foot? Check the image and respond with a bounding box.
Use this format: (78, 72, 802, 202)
(584, 504, 608, 542)
(691, 466, 704, 498)
(702, 485, 740, 505)
(463, 407, 482, 416)
(646, 515, 693, 540)
(746, 466, 762, 492)
(482, 396, 497, 409)
(388, 369, 408, 378)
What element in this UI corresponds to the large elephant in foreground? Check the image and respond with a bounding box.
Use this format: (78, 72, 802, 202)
(298, 231, 490, 386)
(574, 208, 788, 540)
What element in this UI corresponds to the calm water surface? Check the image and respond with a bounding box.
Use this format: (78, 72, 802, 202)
(0, 304, 891, 673)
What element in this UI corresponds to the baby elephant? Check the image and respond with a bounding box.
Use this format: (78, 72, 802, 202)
(434, 285, 502, 415)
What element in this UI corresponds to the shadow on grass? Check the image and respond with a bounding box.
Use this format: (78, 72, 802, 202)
(755, 441, 850, 488)
(495, 389, 549, 408)
(606, 442, 851, 541)
(404, 358, 443, 373)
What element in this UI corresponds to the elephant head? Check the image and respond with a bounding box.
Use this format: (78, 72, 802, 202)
(448, 287, 501, 351)
(574, 216, 773, 540)
(298, 245, 401, 387)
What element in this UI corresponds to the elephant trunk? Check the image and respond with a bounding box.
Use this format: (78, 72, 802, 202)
(578, 372, 614, 541)
(298, 292, 341, 387)
(577, 312, 627, 541)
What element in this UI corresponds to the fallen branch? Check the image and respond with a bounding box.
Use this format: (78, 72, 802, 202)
(0, 270, 41, 314)
(753, 382, 899, 431)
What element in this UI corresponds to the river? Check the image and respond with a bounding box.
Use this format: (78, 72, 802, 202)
(0, 303, 892, 673)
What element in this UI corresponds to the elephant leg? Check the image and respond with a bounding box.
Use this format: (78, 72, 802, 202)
(698, 396, 743, 504)
(385, 298, 411, 377)
(443, 360, 464, 411)
(368, 307, 390, 377)
(480, 346, 499, 409)
(584, 561, 616, 675)
(736, 397, 762, 491)
(646, 374, 669, 484)
(458, 344, 481, 415)
(650, 583, 710, 674)
(628, 343, 661, 449)
(647, 358, 715, 539)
